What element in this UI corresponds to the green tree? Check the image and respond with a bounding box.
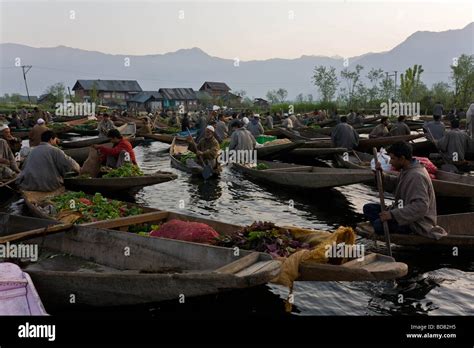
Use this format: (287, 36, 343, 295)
(430, 82, 453, 108)
(295, 93, 304, 103)
(306, 94, 314, 102)
(367, 68, 384, 101)
(276, 88, 288, 103)
(399, 64, 424, 101)
(312, 66, 338, 102)
(379, 76, 395, 101)
(451, 54, 474, 107)
(266, 90, 279, 104)
(44, 82, 66, 105)
(340, 64, 364, 106)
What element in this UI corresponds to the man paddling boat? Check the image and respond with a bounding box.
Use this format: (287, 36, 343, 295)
(187, 125, 221, 174)
(93, 129, 137, 168)
(17, 131, 80, 191)
(363, 142, 446, 239)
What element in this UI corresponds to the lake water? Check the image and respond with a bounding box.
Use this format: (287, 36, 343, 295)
(2, 139, 473, 316)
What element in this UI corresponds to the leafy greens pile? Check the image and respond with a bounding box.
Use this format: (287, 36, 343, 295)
(215, 221, 310, 258)
(51, 191, 142, 223)
(103, 163, 143, 178)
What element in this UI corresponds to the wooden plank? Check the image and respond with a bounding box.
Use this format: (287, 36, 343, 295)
(81, 211, 169, 229)
(235, 260, 276, 277)
(214, 252, 260, 274)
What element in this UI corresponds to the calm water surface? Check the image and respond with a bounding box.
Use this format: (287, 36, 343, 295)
(2, 139, 473, 316)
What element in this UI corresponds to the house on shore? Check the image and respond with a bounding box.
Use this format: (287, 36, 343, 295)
(253, 98, 270, 108)
(127, 91, 163, 113)
(199, 82, 231, 98)
(72, 79, 142, 107)
(158, 88, 198, 111)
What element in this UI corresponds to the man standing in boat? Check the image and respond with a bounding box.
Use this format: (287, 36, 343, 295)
(389, 116, 411, 136)
(369, 117, 390, 138)
(17, 131, 80, 191)
(93, 129, 137, 168)
(363, 142, 446, 239)
(214, 114, 228, 143)
(331, 116, 359, 150)
(187, 125, 221, 174)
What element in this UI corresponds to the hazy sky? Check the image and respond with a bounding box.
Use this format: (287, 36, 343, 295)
(0, 0, 473, 60)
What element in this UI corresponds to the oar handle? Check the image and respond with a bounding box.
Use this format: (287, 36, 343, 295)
(0, 223, 73, 244)
(372, 147, 392, 257)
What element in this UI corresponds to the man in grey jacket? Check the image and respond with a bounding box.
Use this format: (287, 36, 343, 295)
(363, 142, 446, 239)
(331, 116, 359, 150)
(17, 130, 80, 192)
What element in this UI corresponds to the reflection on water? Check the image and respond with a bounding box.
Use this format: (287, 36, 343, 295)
(3, 140, 474, 316)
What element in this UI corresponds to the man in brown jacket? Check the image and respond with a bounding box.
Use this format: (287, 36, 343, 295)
(369, 117, 390, 138)
(29, 118, 49, 147)
(363, 142, 446, 239)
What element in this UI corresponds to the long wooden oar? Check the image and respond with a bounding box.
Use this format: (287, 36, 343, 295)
(372, 147, 392, 257)
(0, 223, 73, 244)
(187, 128, 213, 180)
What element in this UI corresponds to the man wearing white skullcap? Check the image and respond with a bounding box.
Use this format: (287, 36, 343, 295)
(186, 123, 221, 175)
(29, 118, 49, 147)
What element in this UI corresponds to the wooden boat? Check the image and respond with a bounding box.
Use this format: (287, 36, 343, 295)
(289, 147, 347, 158)
(64, 171, 177, 193)
(53, 115, 88, 123)
(2, 208, 407, 283)
(256, 141, 304, 159)
(11, 128, 30, 139)
(169, 137, 218, 177)
(71, 127, 99, 136)
(63, 137, 143, 164)
(61, 123, 136, 148)
(233, 160, 374, 189)
(61, 136, 108, 148)
(83, 211, 407, 282)
(335, 151, 474, 198)
(356, 212, 474, 248)
(0, 213, 280, 307)
(0, 263, 48, 315)
(139, 133, 187, 144)
(356, 134, 425, 152)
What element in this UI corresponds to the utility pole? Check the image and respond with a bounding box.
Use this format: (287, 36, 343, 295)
(394, 70, 398, 101)
(21, 65, 32, 105)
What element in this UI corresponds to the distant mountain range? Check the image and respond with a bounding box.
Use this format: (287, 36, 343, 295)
(0, 23, 472, 99)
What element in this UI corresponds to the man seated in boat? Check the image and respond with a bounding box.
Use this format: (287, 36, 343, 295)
(0, 137, 20, 180)
(363, 142, 446, 239)
(97, 113, 116, 138)
(423, 115, 445, 140)
(0, 124, 22, 154)
(331, 116, 359, 150)
(436, 119, 470, 162)
(186, 125, 221, 173)
(229, 120, 256, 153)
(246, 114, 265, 138)
(389, 115, 411, 136)
(17, 131, 80, 192)
(281, 114, 293, 130)
(93, 129, 137, 169)
(369, 117, 390, 138)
